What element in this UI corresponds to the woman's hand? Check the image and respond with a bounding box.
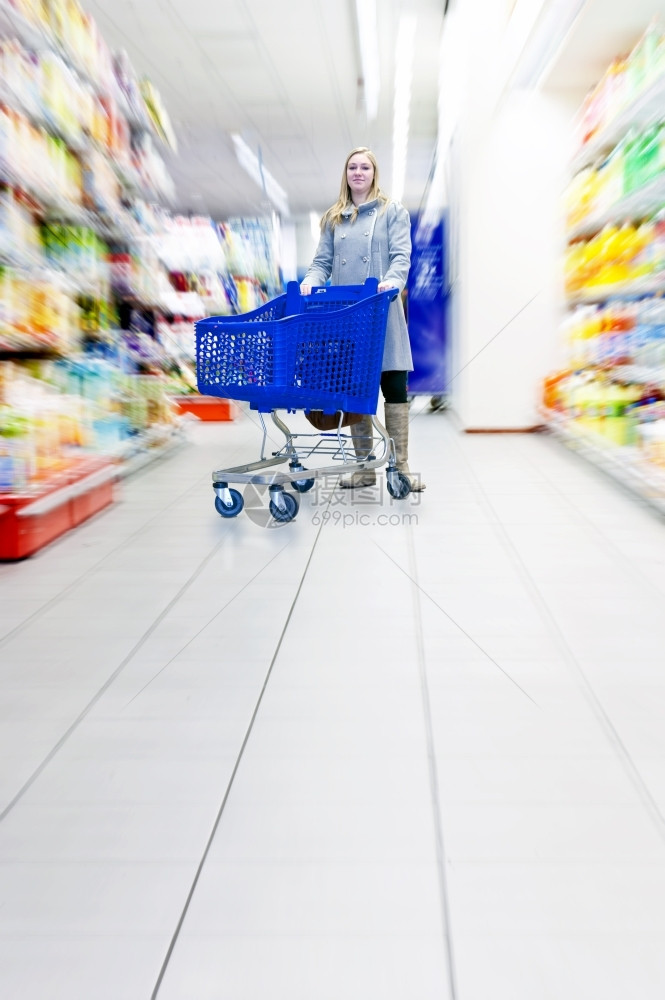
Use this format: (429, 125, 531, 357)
(300, 283, 313, 295)
(378, 281, 396, 293)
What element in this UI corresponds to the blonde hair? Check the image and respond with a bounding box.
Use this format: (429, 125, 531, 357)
(320, 146, 389, 230)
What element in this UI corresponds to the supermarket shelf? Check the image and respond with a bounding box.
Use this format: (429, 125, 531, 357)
(571, 71, 665, 174)
(15, 463, 116, 517)
(0, 0, 47, 54)
(567, 173, 665, 241)
(0, 244, 43, 270)
(541, 406, 665, 515)
(566, 274, 665, 304)
(0, 0, 108, 99)
(609, 364, 665, 386)
(0, 79, 160, 204)
(113, 81, 175, 154)
(0, 344, 65, 358)
(0, 41, 174, 206)
(0, 242, 112, 299)
(112, 82, 152, 135)
(114, 422, 186, 479)
(0, 159, 142, 245)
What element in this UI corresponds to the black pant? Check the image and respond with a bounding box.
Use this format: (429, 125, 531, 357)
(380, 370, 408, 404)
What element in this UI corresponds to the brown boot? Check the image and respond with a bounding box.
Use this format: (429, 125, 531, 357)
(384, 402, 426, 491)
(339, 414, 377, 488)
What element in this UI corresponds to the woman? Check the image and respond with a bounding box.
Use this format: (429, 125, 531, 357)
(300, 146, 425, 491)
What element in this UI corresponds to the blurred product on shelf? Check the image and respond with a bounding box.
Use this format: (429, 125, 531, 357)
(156, 214, 227, 274)
(0, 104, 85, 207)
(566, 127, 665, 234)
(222, 216, 283, 302)
(564, 215, 665, 297)
(0, 264, 81, 352)
(575, 19, 665, 153)
(0, 342, 181, 487)
(139, 77, 177, 152)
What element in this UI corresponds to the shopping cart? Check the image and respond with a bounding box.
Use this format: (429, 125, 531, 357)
(195, 278, 411, 523)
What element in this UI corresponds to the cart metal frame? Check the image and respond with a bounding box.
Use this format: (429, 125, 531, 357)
(211, 410, 409, 520)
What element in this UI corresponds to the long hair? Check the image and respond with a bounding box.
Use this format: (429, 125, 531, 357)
(320, 146, 389, 230)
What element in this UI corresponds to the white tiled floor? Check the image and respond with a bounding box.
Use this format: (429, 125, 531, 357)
(2, 403, 665, 999)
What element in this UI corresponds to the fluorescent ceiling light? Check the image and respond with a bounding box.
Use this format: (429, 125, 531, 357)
(310, 211, 321, 242)
(392, 14, 416, 204)
(355, 0, 380, 120)
(511, 0, 586, 89)
(231, 133, 290, 217)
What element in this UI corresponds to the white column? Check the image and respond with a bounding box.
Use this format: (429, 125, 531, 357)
(440, 0, 586, 429)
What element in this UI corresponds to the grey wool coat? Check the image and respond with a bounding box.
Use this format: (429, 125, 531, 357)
(303, 198, 413, 372)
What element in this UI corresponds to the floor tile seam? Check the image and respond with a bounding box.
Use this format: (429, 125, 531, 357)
(0, 851, 445, 865)
(405, 526, 459, 1000)
(122, 542, 294, 706)
(0, 465, 218, 651)
(438, 858, 665, 870)
(373, 543, 538, 705)
(2, 857, 664, 870)
(0, 858, 195, 867)
(0, 936, 165, 943)
(0, 929, 440, 939)
(455, 436, 665, 846)
(520, 434, 665, 601)
(149, 498, 333, 1000)
(0, 530, 238, 824)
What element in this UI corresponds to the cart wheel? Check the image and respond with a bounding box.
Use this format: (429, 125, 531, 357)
(386, 471, 411, 499)
(215, 489, 244, 518)
(269, 491, 299, 523)
(292, 474, 316, 493)
(289, 464, 316, 493)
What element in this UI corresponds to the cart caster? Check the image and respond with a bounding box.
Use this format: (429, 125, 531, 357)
(386, 468, 411, 499)
(290, 464, 316, 493)
(213, 484, 244, 518)
(269, 489, 299, 523)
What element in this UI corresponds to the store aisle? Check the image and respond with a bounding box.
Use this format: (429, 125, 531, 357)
(1, 404, 665, 1000)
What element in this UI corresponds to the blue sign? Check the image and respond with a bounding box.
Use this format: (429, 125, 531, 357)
(407, 215, 448, 395)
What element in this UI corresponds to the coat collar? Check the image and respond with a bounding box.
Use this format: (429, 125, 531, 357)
(341, 198, 380, 218)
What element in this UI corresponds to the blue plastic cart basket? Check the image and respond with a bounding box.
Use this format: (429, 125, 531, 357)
(194, 279, 410, 524)
(195, 278, 396, 415)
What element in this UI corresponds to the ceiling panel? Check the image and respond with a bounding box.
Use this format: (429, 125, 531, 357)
(84, 0, 444, 220)
(162, 0, 251, 34)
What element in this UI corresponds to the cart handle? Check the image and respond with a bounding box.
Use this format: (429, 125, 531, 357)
(285, 277, 386, 316)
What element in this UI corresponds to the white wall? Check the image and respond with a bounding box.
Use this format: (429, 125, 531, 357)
(279, 221, 298, 283)
(293, 214, 322, 280)
(441, 0, 587, 428)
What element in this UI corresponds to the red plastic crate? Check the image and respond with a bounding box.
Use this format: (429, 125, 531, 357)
(172, 395, 235, 421)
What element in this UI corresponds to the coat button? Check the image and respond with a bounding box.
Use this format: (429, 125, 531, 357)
(362, 256, 369, 262)
(341, 234, 346, 239)
(341, 259, 346, 265)
(368, 210, 375, 215)
(364, 231, 369, 236)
